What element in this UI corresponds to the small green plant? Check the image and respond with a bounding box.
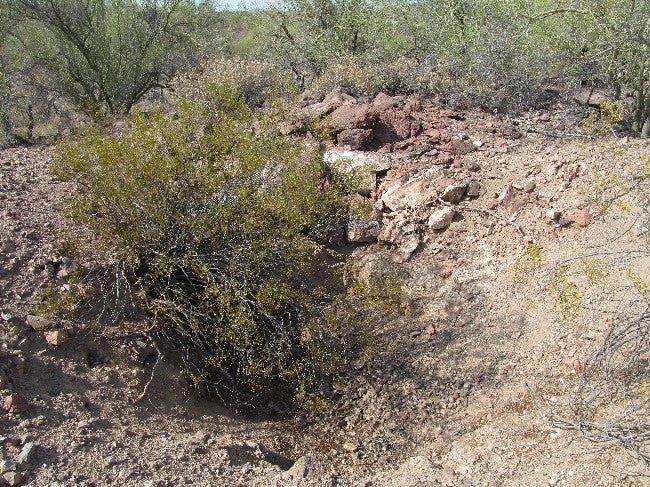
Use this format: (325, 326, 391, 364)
(549, 265, 582, 321)
(582, 101, 623, 136)
(582, 257, 608, 284)
(514, 243, 544, 282)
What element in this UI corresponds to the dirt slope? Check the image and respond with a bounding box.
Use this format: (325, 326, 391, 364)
(1, 101, 649, 486)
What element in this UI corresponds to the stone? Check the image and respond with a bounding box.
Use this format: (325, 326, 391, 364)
(303, 90, 356, 118)
(523, 181, 537, 193)
(342, 442, 358, 452)
(464, 160, 481, 171)
(564, 357, 584, 372)
(377, 220, 402, 244)
(347, 217, 380, 243)
(329, 104, 378, 133)
(286, 454, 325, 480)
(440, 183, 468, 203)
(3, 471, 24, 486)
(546, 209, 561, 222)
(0, 369, 7, 389)
(337, 129, 374, 150)
(372, 92, 399, 111)
(26, 315, 52, 332)
(381, 178, 433, 212)
(573, 89, 610, 108)
(323, 150, 389, 196)
(374, 110, 421, 143)
(189, 430, 211, 445)
(17, 442, 35, 466)
(428, 207, 455, 230)
(452, 139, 477, 155)
(498, 185, 514, 207)
(434, 176, 455, 193)
(393, 233, 421, 263)
(568, 207, 592, 227)
(466, 181, 481, 198)
(3, 394, 30, 414)
(44, 329, 68, 347)
(0, 459, 16, 474)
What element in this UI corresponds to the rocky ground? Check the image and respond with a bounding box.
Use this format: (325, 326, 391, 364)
(1, 92, 649, 486)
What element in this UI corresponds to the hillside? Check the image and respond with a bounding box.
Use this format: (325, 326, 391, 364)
(1, 92, 649, 486)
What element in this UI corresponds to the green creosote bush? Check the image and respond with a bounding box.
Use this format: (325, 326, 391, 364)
(51, 83, 358, 409)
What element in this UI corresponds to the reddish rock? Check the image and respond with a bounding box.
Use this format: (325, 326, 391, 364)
(568, 207, 592, 227)
(564, 357, 584, 372)
(434, 176, 455, 193)
(336, 128, 374, 150)
(3, 393, 30, 414)
(374, 109, 422, 144)
(44, 329, 68, 346)
(452, 139, 477, 155)
(329, 104, 378, 132)
(437, 152, 454, 166)
(377, 220, 402, 244)
(372, 92, 400, 112)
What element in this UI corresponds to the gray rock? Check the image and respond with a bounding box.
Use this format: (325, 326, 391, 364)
(286, 454, 325, 480)
(440, 182, 468, 203)
(323, 150, 386, 197)
(26, 315, 52, 332)
(428, 207, 455, 230)
(17, 442, 36, 466)
(347, 217, 380, 243)
(466, 181, 481, 198)
(464, 160, 481, 171)
(0, 459, 16, 474)
(2, 471, 24, 486)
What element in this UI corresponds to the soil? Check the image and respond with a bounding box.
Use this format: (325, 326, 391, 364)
(1, 98, 649, 486)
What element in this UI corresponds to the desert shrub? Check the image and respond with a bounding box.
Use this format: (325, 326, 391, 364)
(173, 57, 299, 107)
(311, 57, 433, 99)
(51, 84, 357, 408)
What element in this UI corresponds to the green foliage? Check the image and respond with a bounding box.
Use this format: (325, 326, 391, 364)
(7, 0, 207, 115)
(514, 243, 544, 282)
(311, 57, 432, 98)
(52, 84, 355, 407)
(173, 57, 299, 107)
(549, 265, 582, 321)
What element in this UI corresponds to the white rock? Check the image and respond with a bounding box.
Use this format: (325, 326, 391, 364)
(428, 207, 455, 230)
(382, 178, 433, 211)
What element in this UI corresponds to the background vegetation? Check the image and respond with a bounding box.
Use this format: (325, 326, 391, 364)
(0, 0, 648, 142)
